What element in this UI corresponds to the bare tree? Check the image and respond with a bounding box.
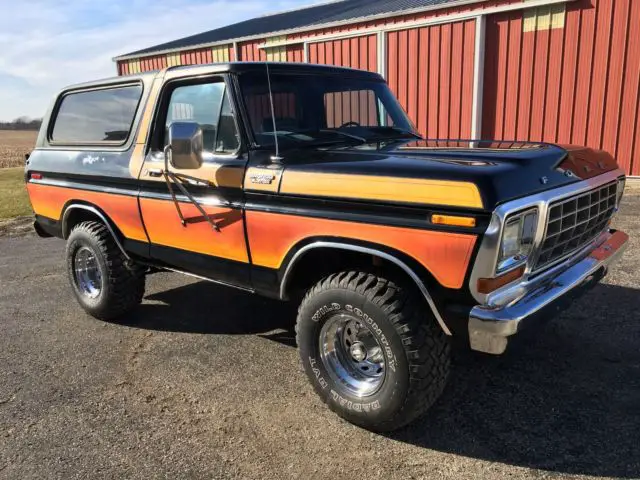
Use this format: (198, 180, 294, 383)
(0, 117, 42, 131)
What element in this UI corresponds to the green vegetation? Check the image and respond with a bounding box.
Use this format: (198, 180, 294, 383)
(0, 167, 32, 219)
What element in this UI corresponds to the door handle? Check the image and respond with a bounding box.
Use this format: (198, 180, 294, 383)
(148, 168, 163, 177)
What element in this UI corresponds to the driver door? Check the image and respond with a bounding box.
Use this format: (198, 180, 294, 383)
(138, 75, 251, 288)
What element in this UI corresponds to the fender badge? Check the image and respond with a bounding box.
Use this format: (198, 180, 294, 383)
(540, 176, 549, 185)
(564, 170, 575, 178)
(250, 174, 276, 185)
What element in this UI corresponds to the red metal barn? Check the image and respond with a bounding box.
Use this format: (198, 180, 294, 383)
(115, 0, 640, 177)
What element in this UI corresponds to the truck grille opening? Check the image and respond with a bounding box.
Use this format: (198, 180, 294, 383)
(534, 181, 617, 272)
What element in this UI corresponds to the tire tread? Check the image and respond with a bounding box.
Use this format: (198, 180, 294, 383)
(296, 270, 450, 432)
(67, 221, 145, 320)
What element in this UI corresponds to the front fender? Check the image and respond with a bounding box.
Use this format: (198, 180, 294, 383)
(277, 239, 452, 336)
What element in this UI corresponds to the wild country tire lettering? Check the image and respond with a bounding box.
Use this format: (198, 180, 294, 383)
(308, 356, 328, 390)
(308, 355, 380, 411)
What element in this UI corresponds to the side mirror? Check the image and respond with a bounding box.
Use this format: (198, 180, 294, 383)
(166, 122, 203, 170)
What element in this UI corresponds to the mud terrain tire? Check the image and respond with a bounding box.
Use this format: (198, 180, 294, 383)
(66, 221, 145, 321)
(296, 271, 450, 432)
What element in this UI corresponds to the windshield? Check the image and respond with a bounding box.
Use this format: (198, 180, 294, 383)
(238, 71, 418, 148)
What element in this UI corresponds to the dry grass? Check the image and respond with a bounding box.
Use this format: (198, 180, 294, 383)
(0, 130, 38, 168)
(0, 167, 31, 219)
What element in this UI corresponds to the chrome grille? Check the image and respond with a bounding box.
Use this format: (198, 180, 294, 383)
(534, 181, 617, 271)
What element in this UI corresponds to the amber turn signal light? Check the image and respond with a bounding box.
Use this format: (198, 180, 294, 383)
(477, 266, 525, 294)
(431, 214, 476, 228)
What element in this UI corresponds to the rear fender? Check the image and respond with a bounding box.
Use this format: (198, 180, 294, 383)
(61, 203, 130, 260)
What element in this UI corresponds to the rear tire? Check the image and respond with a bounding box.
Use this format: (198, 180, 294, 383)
(66, 221, 145, 321)
(296, 271, 450, 432)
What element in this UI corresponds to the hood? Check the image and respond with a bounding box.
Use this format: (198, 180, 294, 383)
(283, 140, 620, 210)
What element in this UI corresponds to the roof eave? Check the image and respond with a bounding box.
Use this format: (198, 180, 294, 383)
(113, 0, 486, 62)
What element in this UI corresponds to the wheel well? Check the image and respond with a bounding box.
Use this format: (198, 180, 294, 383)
(282, 246, 438, 302)
(281, 244, 450, 335)
(61, 204, 129, 259)
(62, 206, 106, 239)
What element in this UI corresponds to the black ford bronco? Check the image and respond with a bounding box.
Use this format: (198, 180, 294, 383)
(26, 62, 628, 431)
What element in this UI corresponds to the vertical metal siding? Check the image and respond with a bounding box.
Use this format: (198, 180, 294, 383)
(211, 45, 230, 62)
(619, 1, 640, 176)
(386, 20, 475, 140)
(117, 0, 519, 73)
(308, 35, 377, 70)
(239, 39, 267, 62)
(286, 45, 305, 62)
(180, 47, 213, 66)
(265, 36, 287, 62)
(483, 0, 640, 175)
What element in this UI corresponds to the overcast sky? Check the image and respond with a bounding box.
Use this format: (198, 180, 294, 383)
(0, 0, 315, 121)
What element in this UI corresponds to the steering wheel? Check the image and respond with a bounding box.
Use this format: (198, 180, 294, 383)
(339, 121, 361, 128)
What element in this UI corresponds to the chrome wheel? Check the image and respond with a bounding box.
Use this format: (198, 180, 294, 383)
(319, 313, 386, 397)
(73, 246, 102, 299)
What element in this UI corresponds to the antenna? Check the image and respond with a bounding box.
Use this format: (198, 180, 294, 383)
(266, 62, 283, 163)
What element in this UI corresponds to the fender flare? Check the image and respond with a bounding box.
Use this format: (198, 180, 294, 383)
(61, 203, 131, 260)
(279, 241, 451, 336)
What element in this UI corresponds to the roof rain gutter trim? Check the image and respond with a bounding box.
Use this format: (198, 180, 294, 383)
(113, 0, 486, 61)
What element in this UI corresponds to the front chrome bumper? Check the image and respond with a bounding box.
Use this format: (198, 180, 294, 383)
(468, 229, 629, 355)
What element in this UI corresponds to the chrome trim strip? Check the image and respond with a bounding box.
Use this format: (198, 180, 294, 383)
(160, 266, 254, 293)
(279, 241, 451, 336)
(468, 230, 629, 354)
(138, 190, 232, 207)
(469, 169, 625, 305)
(62, 205, 131, 260)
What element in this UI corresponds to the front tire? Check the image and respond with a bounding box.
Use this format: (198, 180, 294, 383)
(66, 221, 145, 321)
(296, 271, 450, 432)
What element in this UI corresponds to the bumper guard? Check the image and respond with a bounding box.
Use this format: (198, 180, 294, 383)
(469, 230, 629, 354)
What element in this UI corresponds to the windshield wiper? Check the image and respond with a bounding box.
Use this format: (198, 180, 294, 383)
(371, 126, 423, 140)
(318, 129, 367, 143)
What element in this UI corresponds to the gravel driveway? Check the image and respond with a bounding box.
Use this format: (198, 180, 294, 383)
(0, 195, 638, 480)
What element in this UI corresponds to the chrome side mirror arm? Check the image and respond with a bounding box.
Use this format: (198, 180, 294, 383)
(161, 144, 221, 232)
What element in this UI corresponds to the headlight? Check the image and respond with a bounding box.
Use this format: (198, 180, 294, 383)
(496, 209, 538, 273)
(616, 178, 625, 207)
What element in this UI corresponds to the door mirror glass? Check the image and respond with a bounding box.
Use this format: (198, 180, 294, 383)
(167, 121, 203, 170)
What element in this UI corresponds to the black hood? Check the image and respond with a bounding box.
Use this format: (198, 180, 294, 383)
(283, 140, 620, 210)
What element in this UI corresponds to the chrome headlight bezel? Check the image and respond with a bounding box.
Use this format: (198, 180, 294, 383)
(496, 208, 539, 274)
(616, 177, 626, 208)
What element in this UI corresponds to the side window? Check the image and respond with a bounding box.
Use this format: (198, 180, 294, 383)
(165, 81, 239, 155)
(51, 84, 142, 144)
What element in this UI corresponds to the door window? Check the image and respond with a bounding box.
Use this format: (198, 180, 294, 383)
(165, 81, 239, 155)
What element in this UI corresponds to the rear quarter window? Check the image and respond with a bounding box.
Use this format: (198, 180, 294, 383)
(50, 84, 143, 145)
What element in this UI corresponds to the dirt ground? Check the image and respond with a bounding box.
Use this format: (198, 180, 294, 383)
(0, 195, 638, 479)
(0, 131, 37, 169)
(0, 216, 33, 237)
